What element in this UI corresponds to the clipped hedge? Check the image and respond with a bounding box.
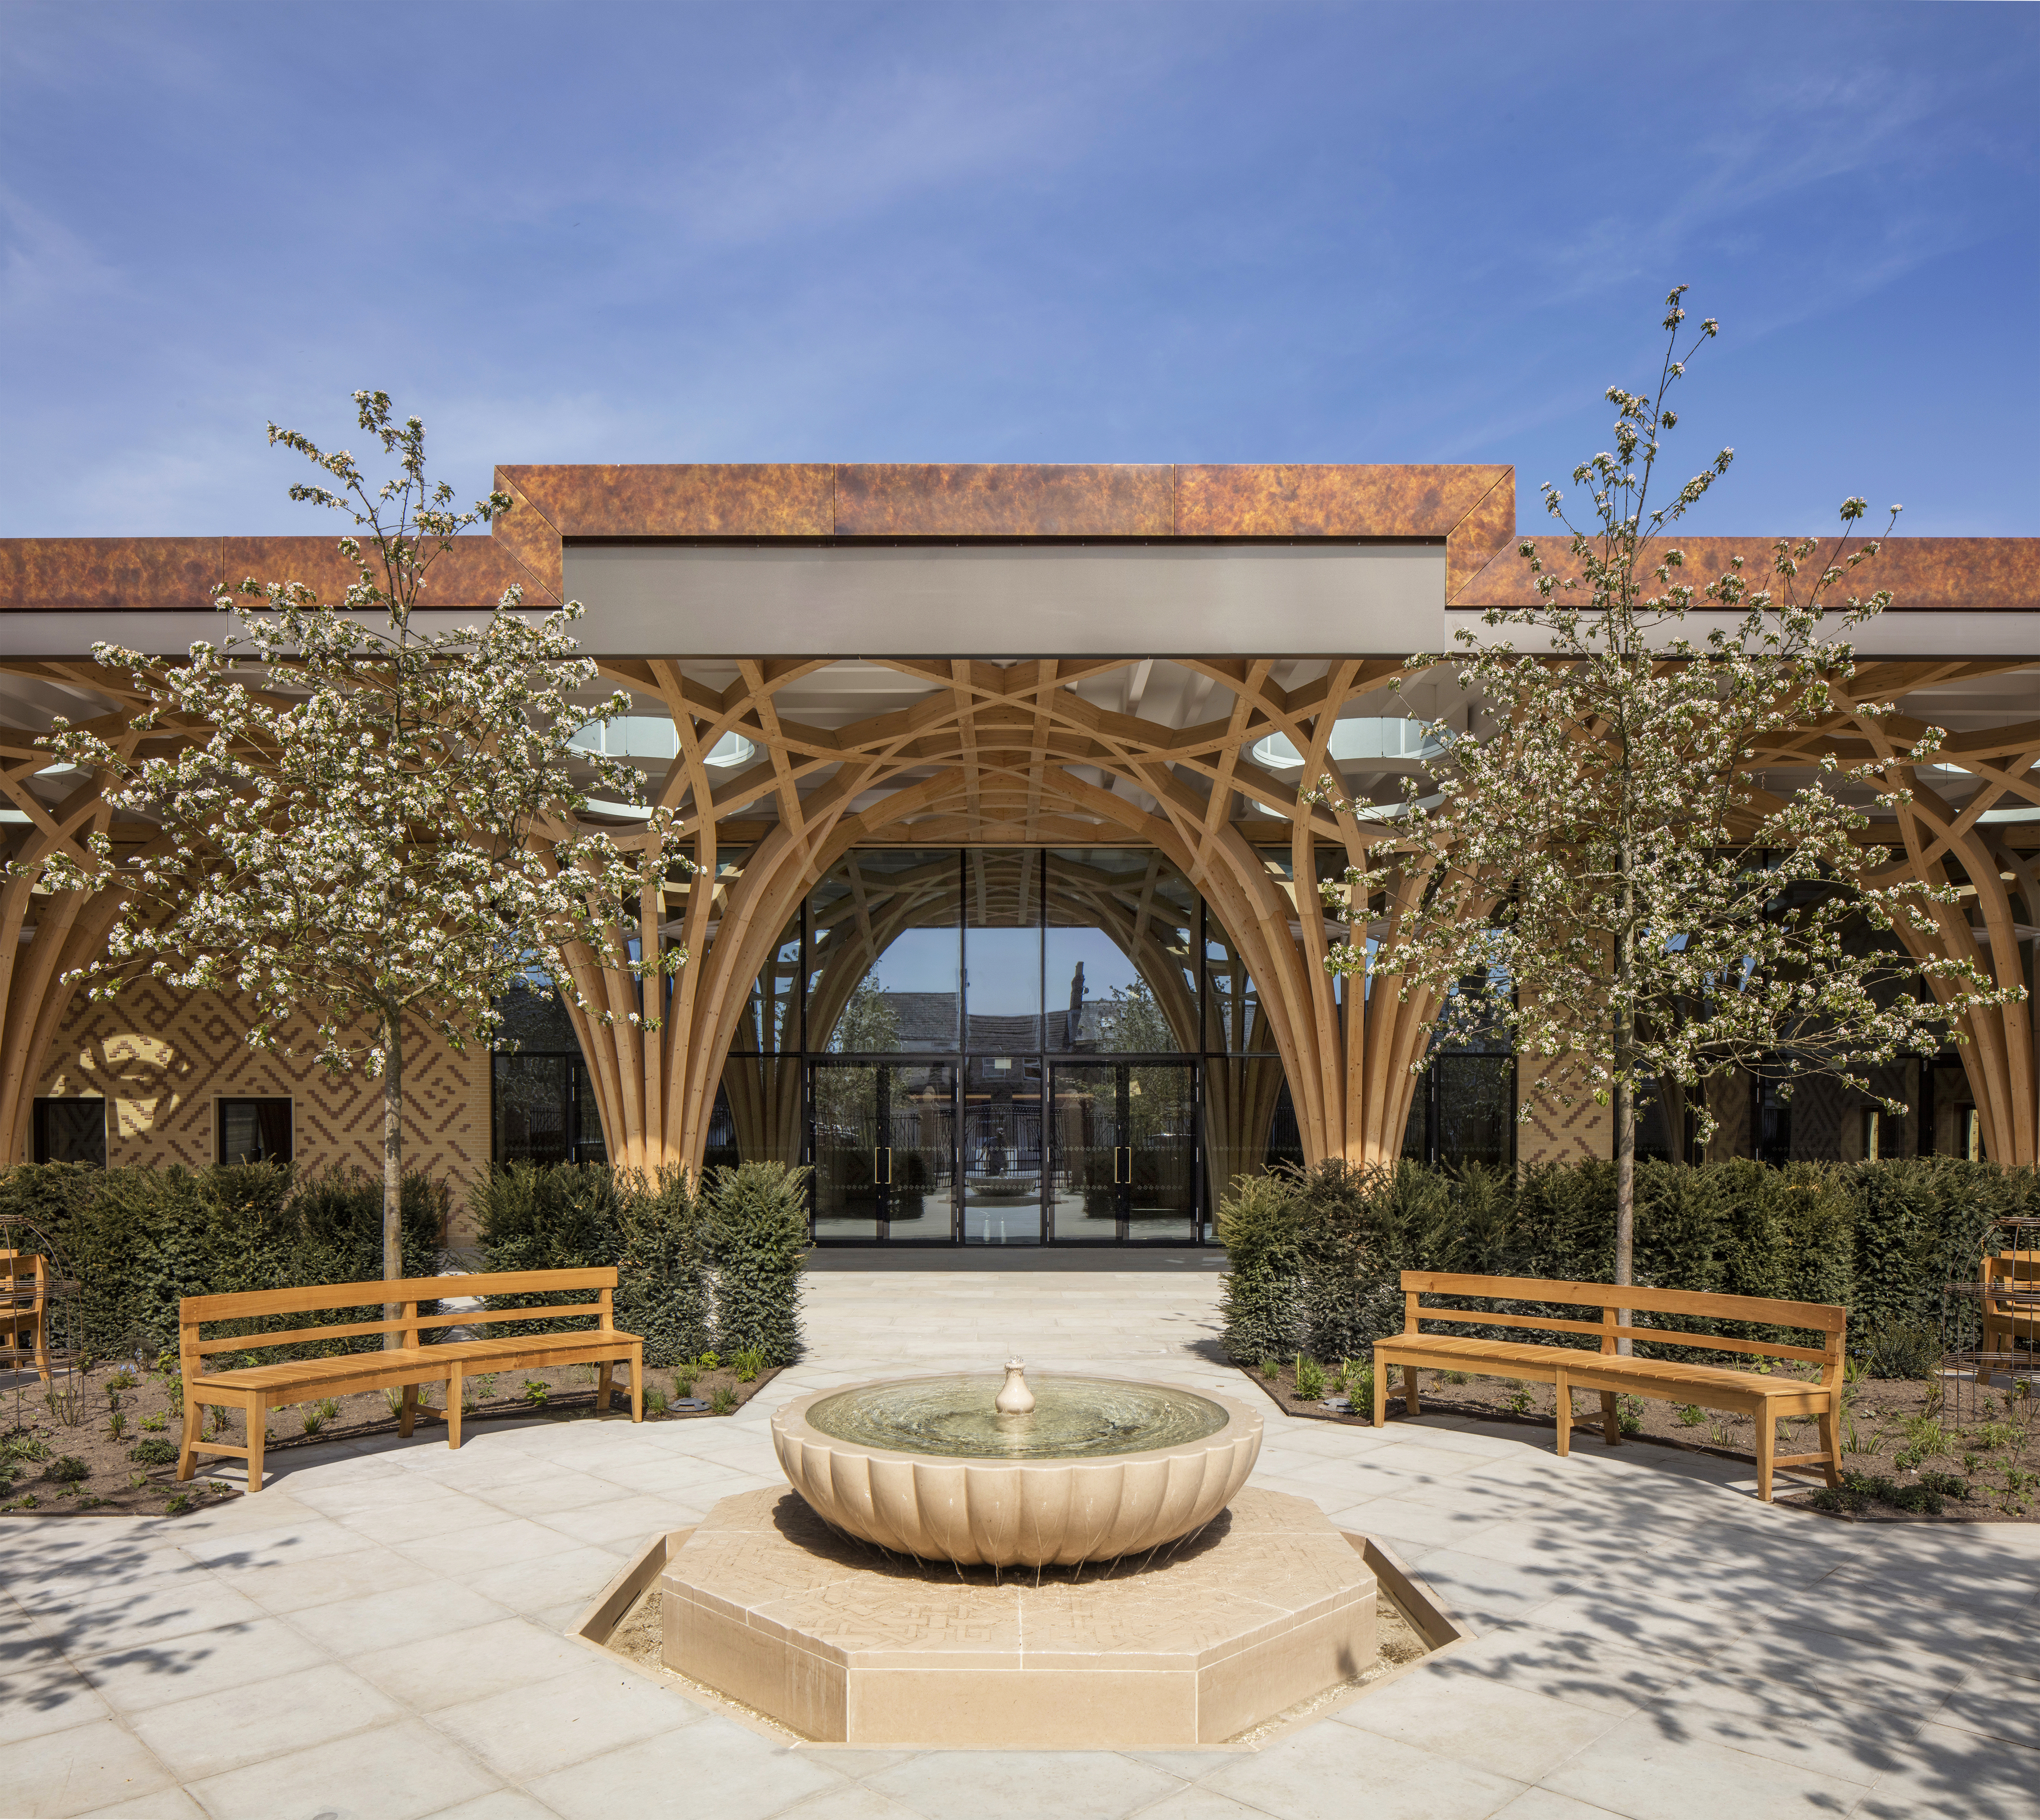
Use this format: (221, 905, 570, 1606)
(0, 1160, 450, 1361)
(1216, 1156, 2033, 1373)
(706, 1162, 810, 1366)
(470, 1163, 714, 1366)
(469, 1160, 807, 1367)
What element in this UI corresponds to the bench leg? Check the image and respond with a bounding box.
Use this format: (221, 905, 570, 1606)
(399, 1383, 417, 1439)
(597, 1361, 614, 1414)
(177, 1392, 201, 1483)
(1756, 1408, 1775, 1503)
(1371, 1354, 1387, 1428)
(1404, 1364, 1420, 1417)
(246, 1394, 266, 1494)
(1554, 1371, 1571, 1458)
(629, 1347, 643, 1423)
(447, 1367, 463, 1450)
(1600, 1390, 1620, 1446)
(1817, 1404, 1841, 1490)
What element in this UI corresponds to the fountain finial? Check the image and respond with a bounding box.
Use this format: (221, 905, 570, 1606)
(996, 1357, 1035, 1415)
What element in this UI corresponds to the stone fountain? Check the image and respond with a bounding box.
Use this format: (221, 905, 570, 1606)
(661, 1363, 1378, 1747)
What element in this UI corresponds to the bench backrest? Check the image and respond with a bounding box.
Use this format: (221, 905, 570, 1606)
(1985, 1251, 2040, 1288)
(178, 1267, 620, 1373)
(1399, 1271, 1847, 1381)
(0, 1250, 45, 1355)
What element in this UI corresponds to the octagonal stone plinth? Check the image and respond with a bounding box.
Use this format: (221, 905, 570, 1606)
(661, 1486, 1376, 1748)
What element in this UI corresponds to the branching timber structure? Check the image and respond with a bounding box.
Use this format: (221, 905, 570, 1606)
(5, 462, 2040, 1184)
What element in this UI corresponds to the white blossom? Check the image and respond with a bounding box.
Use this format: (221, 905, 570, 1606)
(16, 393, 690, 1292)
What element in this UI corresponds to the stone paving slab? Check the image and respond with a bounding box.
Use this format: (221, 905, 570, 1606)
(0, 1266, 2033, 1817)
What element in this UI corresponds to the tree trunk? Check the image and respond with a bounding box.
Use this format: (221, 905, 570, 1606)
(382, 1009, 403, 1351)
(1614, 854, 1635, 1358)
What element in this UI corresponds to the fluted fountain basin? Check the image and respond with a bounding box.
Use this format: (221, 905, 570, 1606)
(770, 1373, 1263, 1567)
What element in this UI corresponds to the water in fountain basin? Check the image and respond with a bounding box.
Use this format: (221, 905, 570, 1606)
(805, 1375, 1229, 1460)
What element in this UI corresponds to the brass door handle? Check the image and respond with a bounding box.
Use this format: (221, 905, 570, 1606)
(874, 1146, 892, 1186)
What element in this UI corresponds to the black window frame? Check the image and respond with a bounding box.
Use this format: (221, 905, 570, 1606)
(32, 1097, 106, 1167)
(215, 1096, 294, 1166)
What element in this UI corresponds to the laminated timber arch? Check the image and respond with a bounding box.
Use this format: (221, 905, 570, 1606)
(1753, 660, 2040, 1165)
(542, 654, 1451, 1177)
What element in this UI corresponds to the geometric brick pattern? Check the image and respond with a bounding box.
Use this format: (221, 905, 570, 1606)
(34, 978, 488, 1195)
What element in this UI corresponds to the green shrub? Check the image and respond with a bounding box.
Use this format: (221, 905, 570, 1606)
(472, 1163, 713, 1366)
(1294, 1356, 1326, 1400)
(1214, 1155, 2029, 1373)
(1215, 1173, 1306, 1364)
(128, 1438, 178, 1466)
(709, 1385, 738, 1414)
(706, 1163, 809, 1365)
(0, 1160, 447, 1359)
(44, 1455, 87, 1484)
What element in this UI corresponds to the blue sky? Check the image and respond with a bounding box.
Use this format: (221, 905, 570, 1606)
(3, 1, 2034, 539)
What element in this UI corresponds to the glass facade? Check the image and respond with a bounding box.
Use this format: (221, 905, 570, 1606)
(720, 848, 1295, 1243)
(490, 847, 1529, 1231)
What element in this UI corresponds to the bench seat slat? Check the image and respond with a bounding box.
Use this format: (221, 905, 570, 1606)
(194, 1330, 640, 1390)
(1379, 1335, 1821, 1396)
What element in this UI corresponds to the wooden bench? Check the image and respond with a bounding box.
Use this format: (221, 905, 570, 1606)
(1981, 1251, 2039, 1362)
(178, 1267, 642, 1492)
(1373, 1272, 1846, 1502)
(1, 1249, 51, 1383)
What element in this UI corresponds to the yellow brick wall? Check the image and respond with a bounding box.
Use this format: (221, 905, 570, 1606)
(34, 980, 491, 1233)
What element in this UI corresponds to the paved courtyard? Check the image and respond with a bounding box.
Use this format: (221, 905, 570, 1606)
(2, 1265, 2035, 1820)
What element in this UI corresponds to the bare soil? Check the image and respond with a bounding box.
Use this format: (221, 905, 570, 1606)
(0, 1355, 781, 1518)
(1240, 1358, 2040, 1524)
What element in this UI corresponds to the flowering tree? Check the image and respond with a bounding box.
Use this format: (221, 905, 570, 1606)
(24, 394, 688, 1328)
(1312, 291, 2020, 1296)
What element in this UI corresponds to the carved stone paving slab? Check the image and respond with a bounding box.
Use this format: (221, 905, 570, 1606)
(661, 1485, 1376, 1747)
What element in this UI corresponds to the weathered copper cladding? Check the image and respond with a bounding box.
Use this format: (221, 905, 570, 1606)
(0, 538, 224, 611)
(219, 538, 555, 610)
(497, 464, 834, 539)
(835, 464, 1173, 537)
(1173, 463, 1511, 539)
(5, 468, 2036, 616)
(1457, 534, 2040, 614)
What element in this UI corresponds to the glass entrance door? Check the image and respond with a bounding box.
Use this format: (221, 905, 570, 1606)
(811, 1062, 957, 1242)
(1048, 1061, 1198, 1242)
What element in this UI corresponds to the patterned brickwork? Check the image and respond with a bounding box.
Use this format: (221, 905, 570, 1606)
(1518, 1054, 1612, 1165)
(34, 980, 490, 1205)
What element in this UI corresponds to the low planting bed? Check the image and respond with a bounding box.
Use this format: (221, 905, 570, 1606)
(2, 1350, 779, 1517)
(1236, 1356, 2037, 1523)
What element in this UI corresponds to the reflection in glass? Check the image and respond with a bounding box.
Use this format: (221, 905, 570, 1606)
(1127, 1063, 1197, 1241)
(811, 1061, 956, 1241)
(883, 1064, 956, 1240)
(1402, 1054, 1514, 1170)
(965, 849, 1043, 1045)
(729, 916, 801, 1053)
(1049, 1061, 1196, 1242)
(812, 1063, 882, 1240)
(1435, 1056, 1512, 1170)
(1045, 850, 1194, 1054)
(962, 1055, 1042, 1243)
(1204, 1057, 1290, 1210)
(492, 1053, 606, 1166)
(1049, 1064, 1120, 1242)
(808, 852, 960, 1053)
(1203, 918, 1274, 1053)
(719, 1058, 804, 1167)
